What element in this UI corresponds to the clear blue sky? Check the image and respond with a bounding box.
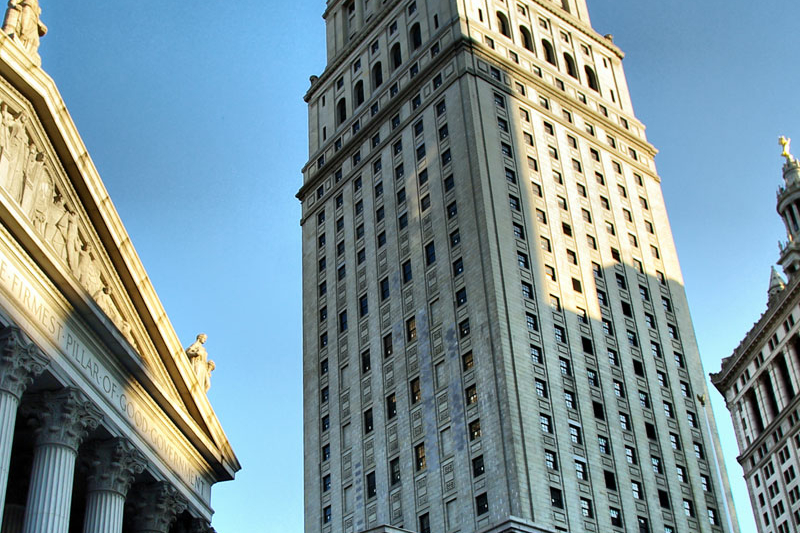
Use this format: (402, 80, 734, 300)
(37, 1, 800, 531)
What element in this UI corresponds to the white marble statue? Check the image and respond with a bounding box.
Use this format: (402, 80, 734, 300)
(2, 0, 46, 56)
(185, 333, 215, 392)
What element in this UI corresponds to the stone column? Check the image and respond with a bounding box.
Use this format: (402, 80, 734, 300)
(0, 326, 48, 525)
(0, 504, 24, 533)
(754, 378, 774, 424)
(126, 482, 187, 533)
(81, 438, 146, 533)
(783, 345, 800, 393)
(20, 388, 103, 533)
(768, 365, 787, 411)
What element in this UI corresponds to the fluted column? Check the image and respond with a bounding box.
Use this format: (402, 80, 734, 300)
(82, 438, 146, 533)
(126, 482, 187, 533)
(0, 504, 24, 533)
(783, 345, 800, 393)
(0, 326, 48, 525)
(20, 388, 103, 533)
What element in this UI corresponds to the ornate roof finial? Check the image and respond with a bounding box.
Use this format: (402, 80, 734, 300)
(768, 265, 786, 300)
(780, 136, 795, 165)
(2, 0, 47, 66)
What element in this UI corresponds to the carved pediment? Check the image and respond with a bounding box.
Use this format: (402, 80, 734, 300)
(0, 79, 182, 404)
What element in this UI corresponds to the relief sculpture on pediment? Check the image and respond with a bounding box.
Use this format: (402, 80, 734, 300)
(0, 100, 137, 348)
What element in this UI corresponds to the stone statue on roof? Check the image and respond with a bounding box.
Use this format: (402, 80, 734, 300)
(2, 0, 47, 62)
(185, 333, 215, 392)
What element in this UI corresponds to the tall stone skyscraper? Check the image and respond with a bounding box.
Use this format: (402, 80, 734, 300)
(299, 2, 738, 533)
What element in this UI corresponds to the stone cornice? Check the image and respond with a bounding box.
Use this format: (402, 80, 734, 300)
(299, 32, 656, 207)
(466, 36, 657, 162)
(298, 28, 462, 201)
(711, 269, 800, 391)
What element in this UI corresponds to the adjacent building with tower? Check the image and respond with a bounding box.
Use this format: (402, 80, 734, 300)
(299, 1, 737, 532)
(711, 143, 800, 533)
(0, 5, 239, 533)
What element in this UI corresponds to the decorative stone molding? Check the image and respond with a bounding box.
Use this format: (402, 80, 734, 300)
(0, 326, 47, 400)
(126, 481, 188, 533)
(0, 97, 138, 349)
(83, 438, 146, 496)
(23, 388, 102, 451)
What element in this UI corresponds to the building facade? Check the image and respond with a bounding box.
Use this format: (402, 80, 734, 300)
(300, 1, 737, 533)
(711, 147, 800, 533)
(0, 6, 239, 533)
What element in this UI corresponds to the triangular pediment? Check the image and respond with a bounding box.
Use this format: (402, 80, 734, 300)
(0, 77, 183, 398)
(0, 37, 238, 479)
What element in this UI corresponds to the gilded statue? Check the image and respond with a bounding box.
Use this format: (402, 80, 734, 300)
(185, 333, 215, 392)
(780, 136, 795, 165)
(2, 0, 46, 58)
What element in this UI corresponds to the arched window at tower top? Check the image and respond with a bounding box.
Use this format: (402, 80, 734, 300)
(391, 43, 402, 70)
(337, 98, 347, 125)
(372, 62, 383, 89)
(496, 12, 511, 38)
(585, 65, 600, 92)
(542, 39, 557, 66)
(520, 26, 534, 53)
(564, 53, 579, 79)
(410, 23, 422, 50)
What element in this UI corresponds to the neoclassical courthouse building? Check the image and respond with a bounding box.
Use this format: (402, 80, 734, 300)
(0, 3, 239, 533)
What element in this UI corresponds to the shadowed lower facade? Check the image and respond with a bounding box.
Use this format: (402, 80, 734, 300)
(299, 1, 737, 532)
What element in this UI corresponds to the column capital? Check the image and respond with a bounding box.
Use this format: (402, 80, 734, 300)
(83, 437, 146, 497)
(0, 326, 48, 400)
(23, 388, 103, 451)
(174, 517, 214, 533)
(127, 481, 188, 533)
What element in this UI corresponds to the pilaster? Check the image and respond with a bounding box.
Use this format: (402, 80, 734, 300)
(21, 388, 103, 533)
(768, 364, 788, 411)
(82, 438, 147, 533)
(126, 482, 188, 533)
(0, 326, 48, 524)
(783, 344, 800, 393)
